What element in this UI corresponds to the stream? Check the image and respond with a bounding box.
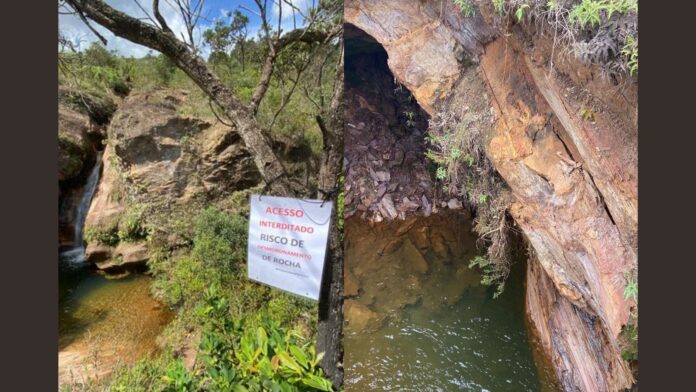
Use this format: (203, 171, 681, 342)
(344, 212, 559, 391)
(58, 153, 172, 386)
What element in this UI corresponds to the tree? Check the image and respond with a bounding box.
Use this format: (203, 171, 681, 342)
(203, 10, 250, 70)
(203, 19, 234, 57)
(230, 10, 250, 70)
(62, 0, 344, 387)
(83, 41, 117, 68)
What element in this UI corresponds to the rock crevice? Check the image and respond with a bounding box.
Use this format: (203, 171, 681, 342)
(346, 1, 638, 391)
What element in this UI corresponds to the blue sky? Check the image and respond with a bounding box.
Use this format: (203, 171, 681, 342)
(59, 0, 314, 57)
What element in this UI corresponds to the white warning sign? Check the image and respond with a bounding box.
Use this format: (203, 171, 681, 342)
(247, 194, 332, 300)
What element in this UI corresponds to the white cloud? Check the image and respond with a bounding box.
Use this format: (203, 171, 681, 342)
(59, 0, 208, 58)
(270, 0, 312, 25)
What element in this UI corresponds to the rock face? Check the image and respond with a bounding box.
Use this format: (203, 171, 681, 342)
(345, 0, 494, 114)
(58, 105, 93, 183)
(108, 89, 261, 202)
(346, 1, 638, 391)
(58, 88, 116, 249)
(84, 89, 262, 270)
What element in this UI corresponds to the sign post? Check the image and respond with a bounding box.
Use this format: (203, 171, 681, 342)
(247, 195, 332, 300)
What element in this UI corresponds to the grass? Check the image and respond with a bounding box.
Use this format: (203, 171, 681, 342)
(64, 205, 324, 391)
(426, 110, 513, 296)
(59, 39, 336, 389)
(472, 0, 639, 78)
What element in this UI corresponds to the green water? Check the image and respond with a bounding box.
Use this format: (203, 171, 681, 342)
(344, 214, 559, 392)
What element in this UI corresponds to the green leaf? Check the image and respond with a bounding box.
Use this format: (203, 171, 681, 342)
(624, 280, 638, 302)
(256, 326, 268, 356)
(276, 351, 303, 374)
(314, 351, 325, 366)
(301, 374, 334, 391)
(515, 4, 530, 22)
(289, 345, 309, 368)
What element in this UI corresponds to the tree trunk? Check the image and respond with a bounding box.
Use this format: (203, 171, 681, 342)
(315, 44, 345, 389)
(65, 0, 302, 196)
(67, 0, 345, 386)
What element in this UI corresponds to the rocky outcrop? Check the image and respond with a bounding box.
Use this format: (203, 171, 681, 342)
(345, 0, 495, 114)
(84, 89, 262, 269)
(346, 1, 637, 391)
(107, 89, 261, 202)
(58, 88, 116, 249)
(58, 106, 93, 183)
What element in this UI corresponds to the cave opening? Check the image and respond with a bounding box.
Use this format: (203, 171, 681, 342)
(344, 24, 434, 221)
(342, 23, 560, 392)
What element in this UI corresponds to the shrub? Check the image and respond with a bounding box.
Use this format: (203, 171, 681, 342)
(193, 207, 248, 270)
(620, 321, 638, 363)
(469, 256, 506, 298)
(118, 209, 149, 242)
(154, 54, 177, 86)
(84, 224, 120, 247)
(150, 208, 249, 307)
(426, 111, 513, 296)
(484, 0, 638, 77)
(189, 286, 333, 391)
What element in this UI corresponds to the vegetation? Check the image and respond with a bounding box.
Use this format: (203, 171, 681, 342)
(61, 288, 328, 392)
(454, 0, 476, 17)
(65, 205, 325, 392)
(620, 271, 638, 364)
(193, 287, 333, 391)
(452, 1, 638, 78)
(426, 111, 513, 296)
(620, 319, 638, 363)
(59, 34, 338, 155)
(84, 223, 120, 247)
(59, 0, 342, 386)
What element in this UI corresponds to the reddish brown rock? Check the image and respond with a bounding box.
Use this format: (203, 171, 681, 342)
(346, 1, 637, 390)
(344, 300, 385, 333)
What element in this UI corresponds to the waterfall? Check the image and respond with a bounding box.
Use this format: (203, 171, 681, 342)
(60, 153, 103, 264)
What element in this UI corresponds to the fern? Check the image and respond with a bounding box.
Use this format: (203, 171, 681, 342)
(624, 279, 638, 302)
(622, 35, 639, 76)
(569, 0, 638, 29)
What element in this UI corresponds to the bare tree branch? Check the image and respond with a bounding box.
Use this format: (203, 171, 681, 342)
(73, 5, 108, 45)
(166, 0, 205, 52)
(152, 0, 173, 34)
(132, 0, 159, 27)
(65, 0, 303, 196)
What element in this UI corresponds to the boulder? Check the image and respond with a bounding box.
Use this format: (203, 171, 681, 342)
(94, 242, 149, 271)
(58, 105, 93, 183)
(447, 198, 463, 210)
(379, 194, 398, 219)
(83, 89, 263, 269)
(430, 232, 450, 260)
(344, 269, 361, 297)
(107, 89, 260, 202)
(344, 300, 384, 333)
(399, 238, 429, 275)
